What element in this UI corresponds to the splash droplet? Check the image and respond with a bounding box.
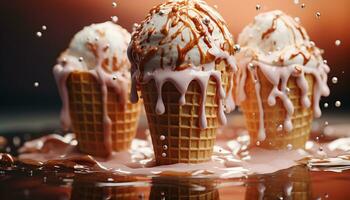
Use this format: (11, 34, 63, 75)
(286, 144, 293, 150)
(112, 2, 117, 8)
(323, 60, 328, 64)
(78, 57, 84, 62)
(111, 16, 119, 23)
(42, 25, 47, 31)
(36, 31, 42, 38)
(256, 141, 261, 146)
(34, 82, 39, 87)
(248, 63, 255, 70)
(202, 17, 210, 25)
(163, 145, 168, 150)
(161, 153, 167, 157)
(316, 12, 321, 19)
(112, 75, 117, 80)
(301, 3, 305, 8)
(160, 135, 166, 141)
(335, 40, 341, 46)
(256, 4, 261, 11)
(277, 124, 283, 132)
(234, 44, 241, 53)
(332, 77, 338, 84)
(324, 103, 329, 108)
(325, 121, 329, 126)
(335, 101, 341, 107)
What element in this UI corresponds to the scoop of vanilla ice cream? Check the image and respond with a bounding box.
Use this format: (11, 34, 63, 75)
(238, 10, 323, 67)
(58, 22, 131, 72)
(128, 0, 234, 73)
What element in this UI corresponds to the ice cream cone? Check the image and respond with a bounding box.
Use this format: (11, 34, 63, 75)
(67, 71, 141, 157)
(141, 62, 230, 165)
(234, 11, 330, 150)
(150, 177, 219, 200)
(245, 166, 312, 200)
(241, 69, 314, 149)
(128, 0, 237, 165)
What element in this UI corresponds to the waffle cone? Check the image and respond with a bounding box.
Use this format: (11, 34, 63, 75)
(150, 177, 219, 200)
(71, 173, 139, 200)
(240, 69, 314, 149)
(140, 62, 230, 165)
(245, 166, 312, 200)
(67, 71, 141, 157)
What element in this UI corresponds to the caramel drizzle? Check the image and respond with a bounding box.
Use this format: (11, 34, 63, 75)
(261, 14, 280, 40)
(289, 52, 311, 65)
(128, 0, 234, 76)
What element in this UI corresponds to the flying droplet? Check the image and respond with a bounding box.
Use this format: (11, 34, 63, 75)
(332, 77, 338, 84)
(294, 17, 300, 23)
(163, 145, 168, 150)
(133, 23, 140, 31)
(36, 31, 42, 38)
(277, 124, 283, 132)
(301, 3, 305, 8)
(325, 121, 329, 126)
(112, 75, 117, 80)
(315, 136, 320, 142)
(324, 103, 329, 108)
(112, 2, 117, 8)
(256, 4, 261, 11)
(293, 0, 300, 4)
(324, 193, 329, 198)
(34, 82, 39, 87)
(202, 17, 210, 25)
(335, 101, 341, 107)
(78, 57, 84, 62)
(248, 63, 255, 70)
(335, 40, 341, 46)
(160, 135, 166, 141)
(323, 60, 328, 64)
(286, 144, 293, 150)
(161, 153, 167, 157)
(234, 44, 241, 53)
(42, 25, 47, 31)
(316, 12, 321, 19)
(213, 5, 218, 9)
(111, 16, 119, 23)
(256, 141, 261, 146)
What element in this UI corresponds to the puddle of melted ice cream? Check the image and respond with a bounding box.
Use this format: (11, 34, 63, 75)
(6, 123, 349, 179)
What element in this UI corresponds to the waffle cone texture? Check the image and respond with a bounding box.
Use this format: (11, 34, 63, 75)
(245, 166, 312, 200)
(140, 62, 230, 165)
(150, 177, 219, 200)
(67, 71, 141, 157)
(240, 69, 314, 150)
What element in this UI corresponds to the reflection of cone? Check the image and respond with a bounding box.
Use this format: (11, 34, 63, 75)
(67, 71, 141, 157)
(245, 166, 312, 200)
(71, 173, 139, 200)
(241, 69, 314, 149)
(141, 62, 230, 165)
(150, 177, 219, 200)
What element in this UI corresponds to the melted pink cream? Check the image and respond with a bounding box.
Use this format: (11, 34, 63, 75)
(53, 50, 130, 155)
(235, 59, 330, 140)
(131, 50, 237, 129)
(16, 132, 350, 178)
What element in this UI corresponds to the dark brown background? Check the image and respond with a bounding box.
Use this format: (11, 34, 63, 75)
(0, 0, 349, 113)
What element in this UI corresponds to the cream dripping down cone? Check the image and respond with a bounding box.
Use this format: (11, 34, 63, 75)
(234, 10, 330, 150)
(53, 22, 141, 157)
(128, 0, 237, 165)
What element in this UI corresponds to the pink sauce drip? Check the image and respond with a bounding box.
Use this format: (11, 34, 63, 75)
(53, 45, 130, 155)
(235, 59, 330, 140)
